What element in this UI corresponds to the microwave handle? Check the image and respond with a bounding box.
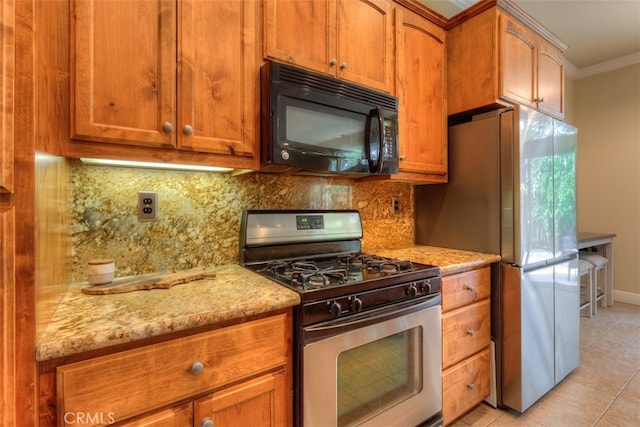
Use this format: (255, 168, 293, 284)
(366, 107, 385, 173)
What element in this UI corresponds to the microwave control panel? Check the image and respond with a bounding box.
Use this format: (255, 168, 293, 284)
(383, 120, 396, 159)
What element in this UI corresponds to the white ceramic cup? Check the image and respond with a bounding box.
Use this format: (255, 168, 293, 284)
(88, 259, 115, 285)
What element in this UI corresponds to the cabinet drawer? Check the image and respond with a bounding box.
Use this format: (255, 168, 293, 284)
(442, 299, 490, 369)
(57, 314, 289, 426)
(442, 348, 491, 425)
(442, 267, 490, 312)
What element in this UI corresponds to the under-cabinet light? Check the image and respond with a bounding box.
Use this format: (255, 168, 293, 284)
(80, 158, 233, 173)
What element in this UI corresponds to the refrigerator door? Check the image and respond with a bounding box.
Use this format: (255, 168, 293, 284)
(553, 121, 578, 259)
(502, 263, 555, 413)
(554, 257, 580, 382)
(517, 106, 555, 267)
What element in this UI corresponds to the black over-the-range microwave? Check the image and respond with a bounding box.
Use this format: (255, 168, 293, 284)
(260, 61, 399, 176)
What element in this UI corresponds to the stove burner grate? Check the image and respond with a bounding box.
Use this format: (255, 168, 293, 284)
(292, 268, 348, 290)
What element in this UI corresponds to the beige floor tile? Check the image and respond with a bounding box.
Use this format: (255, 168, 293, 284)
(459, 403, 504, 427)
(490, 411, 545, 427)
(522, 384, 604, 427)
(597, 390, 640, 426)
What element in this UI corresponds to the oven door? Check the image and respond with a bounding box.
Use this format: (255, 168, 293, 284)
(303, 294, 442, 427)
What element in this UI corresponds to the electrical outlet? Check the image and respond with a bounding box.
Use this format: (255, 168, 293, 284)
(392, 196, 400, 214)
(138, 191, 158, 221)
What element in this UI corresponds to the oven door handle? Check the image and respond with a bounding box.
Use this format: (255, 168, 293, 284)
(304, 293, 441, 342)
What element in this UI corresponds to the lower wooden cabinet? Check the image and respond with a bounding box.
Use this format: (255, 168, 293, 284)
(194, 371, 286, 427)
(442, 349, 491, 423)
(441, 267, 491, 425)
(120, 372, 286, 427)
(41, 311, 292, 427)
(118, 403, 193, 427)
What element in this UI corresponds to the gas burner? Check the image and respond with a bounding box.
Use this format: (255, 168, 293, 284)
(292, 268, 348, 290)
(337, 253, 385, 267)
(265, 260, 318, 279)
(366, 259, 414, 275)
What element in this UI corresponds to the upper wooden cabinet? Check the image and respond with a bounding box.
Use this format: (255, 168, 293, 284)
(70, 0, 259, 168)
(500, 13, 564, 118)
(0, 0, 14, 193)
(447, 0, 566, 119)
(391, 5, 447, 183)
(264, 0, 395, 94)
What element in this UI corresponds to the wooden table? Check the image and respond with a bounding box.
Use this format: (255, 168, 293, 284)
(578, 232, 616, 306)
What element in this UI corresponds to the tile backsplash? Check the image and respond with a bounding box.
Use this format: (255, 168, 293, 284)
(71, 160, 415, 282)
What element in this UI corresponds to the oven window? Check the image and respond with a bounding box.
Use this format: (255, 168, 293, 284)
(337, 326, 423, 426)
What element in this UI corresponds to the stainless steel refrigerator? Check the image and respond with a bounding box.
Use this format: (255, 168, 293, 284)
(415, 105, 579, 413)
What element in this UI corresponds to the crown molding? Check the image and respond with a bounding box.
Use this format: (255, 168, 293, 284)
(572, 51, 640, 80)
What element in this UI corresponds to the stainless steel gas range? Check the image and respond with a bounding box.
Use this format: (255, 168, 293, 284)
(240, 210, 444, 427)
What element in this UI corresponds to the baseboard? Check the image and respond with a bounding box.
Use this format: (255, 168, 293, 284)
(614, 290, 640, 305)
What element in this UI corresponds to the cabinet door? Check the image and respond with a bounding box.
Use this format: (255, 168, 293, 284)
(337, 0, 394, 93)
(396, 8, 446, 179)
(178, 0, 258, 159)
(71, 0, 176, 148)
(194, 371, 287, 427)
(536, 39, 564, 118)
(263, 0, 336, 75)
(0, 0, 13, 193)
(499, 13, 536, 109)
(119, 403, 192, 427)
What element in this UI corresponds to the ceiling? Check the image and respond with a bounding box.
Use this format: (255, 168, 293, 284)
(420, 0, 640, 78)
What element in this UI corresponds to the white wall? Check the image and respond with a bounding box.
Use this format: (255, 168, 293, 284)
(573, 64, 640, 303)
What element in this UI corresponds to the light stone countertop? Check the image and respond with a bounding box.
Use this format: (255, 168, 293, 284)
(372, 245, 501, 275)
(36, 264, 300, 361)
(36, 247, 499, 362)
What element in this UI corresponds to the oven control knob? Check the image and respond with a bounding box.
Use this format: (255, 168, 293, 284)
(350, 296, 363, 313)
(329, 301, 342, 317)
(420, 280, 432, 294)
(406, 284, 419, 298)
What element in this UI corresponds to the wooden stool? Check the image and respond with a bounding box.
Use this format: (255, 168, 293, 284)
(580, 253, 609, 315)
(577, 258, 594, 318)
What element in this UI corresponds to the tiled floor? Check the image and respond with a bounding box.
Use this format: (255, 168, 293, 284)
(451, 302, 640, 427)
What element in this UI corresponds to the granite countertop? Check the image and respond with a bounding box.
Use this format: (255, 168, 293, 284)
(373, 245, 501, 275)
(36, 264, 300, 362)
(37, 247, 498, 362)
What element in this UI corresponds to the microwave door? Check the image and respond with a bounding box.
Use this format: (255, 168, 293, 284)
(365, 107, 385, 173)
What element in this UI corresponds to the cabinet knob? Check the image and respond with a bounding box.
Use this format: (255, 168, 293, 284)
(190, 360, 205, 376)
(201, 417, 214, 427)
(162, 122, 174, 133)
(467, 383, 475, 390)
(183, 124, 194, 135)
(340, 62, 348, 70)
(466, 329, 475, 336)
(329, 58, 337, 66)
(535, 97, 545, 103)
(399, 155, 406, 161)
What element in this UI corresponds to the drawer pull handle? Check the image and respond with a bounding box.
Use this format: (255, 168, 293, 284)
(201, 417, 214, 427)
(190, 360, 205, 376)
(464, 284, 478, 300)
(467, 383, 475, 390)
(466, 329, 475, 336)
